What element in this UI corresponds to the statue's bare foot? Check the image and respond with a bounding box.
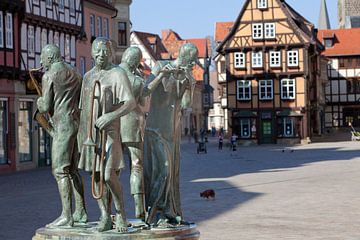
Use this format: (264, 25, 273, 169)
(73, 209, 88, 223)
(47, 215, 74, 227)
(97, 215, 112, 232)
(115, 214, 128, 233)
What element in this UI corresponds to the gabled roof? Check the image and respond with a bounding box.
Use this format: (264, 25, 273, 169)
(318, 29, 360, 56)
(216, 0, 318, 54)
(132, 31, 169, 61)
(215, 22, 234, 43)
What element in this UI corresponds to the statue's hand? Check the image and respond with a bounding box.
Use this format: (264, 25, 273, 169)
(95, 113, 115, 130)
(36, 97, 46, 113)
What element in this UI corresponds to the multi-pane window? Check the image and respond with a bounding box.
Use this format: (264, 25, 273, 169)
(70, 0, 75, 15)
(0, 11, 3, 48)
(283, 118, 294, 137)
(90, 15, 95, 37)
(237, 80, 252, 100)
(104, 18, 109, 38)
(80, 57, 86, 76)
(259, 80, 273, 100)
(0, 100, 8, 165)
(97, 16, 102, 37)
(257, 0, 267, 9)
(46, 0, 53, 8)
(252, 51, 263, 68)
(54, 31, 59, 46)
(287, 50, 299, 67)
(234, 52, 245, 68)
(281, 79, 296, 99)
(264, 23, 276, 39)
(28, 26, 35, 57)
(269, 51, 281, 67)
(41, 29, 47, 49)
(252, 23, 263, 39)
(118, 22, 127, 46)
(5, 13, 13, 49)
(240, 119, 251, 138)
(58, 0, 65, 12)
(65, 34, 70, 62)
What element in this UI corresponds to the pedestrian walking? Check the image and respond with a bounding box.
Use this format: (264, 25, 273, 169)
(218, 134, 223, 150)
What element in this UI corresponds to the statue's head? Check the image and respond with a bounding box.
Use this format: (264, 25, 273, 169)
(177, 43, 199, 68)
(91, 37, 113, 69)
(121, 47, 142, 71)
(40, 44, 62, 69)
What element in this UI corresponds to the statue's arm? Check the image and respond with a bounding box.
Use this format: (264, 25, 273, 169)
(37, 73, 54, 114)
(142, 62, 165, 96)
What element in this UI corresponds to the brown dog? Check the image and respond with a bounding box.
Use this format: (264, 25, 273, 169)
(200, 189, 215, 199)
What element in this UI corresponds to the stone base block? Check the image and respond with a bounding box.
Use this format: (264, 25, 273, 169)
(32, 221, 200, 240)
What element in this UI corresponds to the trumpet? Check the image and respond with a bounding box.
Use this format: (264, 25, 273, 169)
(29, 67, 54, 137)
(82, 81, 106, 200)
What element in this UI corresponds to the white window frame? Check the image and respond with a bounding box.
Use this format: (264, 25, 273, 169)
(58, 0, 65, 12)
(0, 11, 3, 48)
(252, 23, 263, 40)
(240, 119, 251, 138)
(257, 0, 267, 9)
(104, 18, 109, 38)
(259, 79, 273, 100)
(281, 79, 296, 100)
(252, 51, 263, 68)
(5, 13, 13, 49)
(97, 16, 102, 37)
(287, 50, 299, 67)
(269, 51, 281, 67)
(54, 31, 59, 46)
(234, 52, 245, 68)
(28, 26, 35, 57)
(90, 15, 95, 37)
(283, 118, 294, 137)
(46, 0, 53, 8)
(237, 80, 252, 100)
(264, 23, 276, 39)
(69, 0, 75, 15)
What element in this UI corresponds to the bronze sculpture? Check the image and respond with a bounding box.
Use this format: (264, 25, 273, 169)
(36, 44, 87, 227)
(77, 37, 135, 232)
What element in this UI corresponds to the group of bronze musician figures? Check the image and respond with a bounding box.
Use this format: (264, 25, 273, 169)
(33, 37, 200, 233)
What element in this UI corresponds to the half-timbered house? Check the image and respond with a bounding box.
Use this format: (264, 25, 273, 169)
(217, 0, 326, 144)
(318, 28, 360, 129)
(0, 0, 23, 173)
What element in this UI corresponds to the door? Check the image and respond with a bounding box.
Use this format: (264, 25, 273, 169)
(38, 127, 51, 167)
(261, 120, 273, 144)
(18, 101, 33, 163)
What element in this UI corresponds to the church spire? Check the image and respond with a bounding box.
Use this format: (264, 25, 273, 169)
(318, 0, 331, 29)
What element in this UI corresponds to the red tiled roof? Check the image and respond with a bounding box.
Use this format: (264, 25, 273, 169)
(215, 22, 233, 43)
(318, 29, 360, 56)
(186, 38, 209, 58)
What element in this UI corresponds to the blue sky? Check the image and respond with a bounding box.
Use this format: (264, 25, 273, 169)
(131, 0, 338, 39)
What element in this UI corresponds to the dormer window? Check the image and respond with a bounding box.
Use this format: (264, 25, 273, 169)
(324, 39, 333, 48)
(258, 0, 267, 9)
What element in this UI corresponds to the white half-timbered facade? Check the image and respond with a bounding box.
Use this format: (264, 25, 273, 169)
(21, 0, 83, 71)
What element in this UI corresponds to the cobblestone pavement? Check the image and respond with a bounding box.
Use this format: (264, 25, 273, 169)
(1, 137, 360, 240)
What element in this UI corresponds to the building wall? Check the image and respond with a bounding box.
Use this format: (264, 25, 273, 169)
(339, 0, 360, 28)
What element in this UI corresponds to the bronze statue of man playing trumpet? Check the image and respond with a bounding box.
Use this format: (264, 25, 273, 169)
(36, 44, 87, 227)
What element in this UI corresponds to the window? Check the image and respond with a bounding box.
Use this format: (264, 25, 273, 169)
(33, 0, 39, 4)
(234, 52, 245, 68)
(58, 0, 64, 12)
(281, 79, 296, 99)
(97, 16, 102, 37)
(28, 26, 35, 57)
(283, 118, 294, 137)
(104, 18, 109, 38)
(287, 50, 299, 67)
(258, 0, 267, 9)
(80, 57, 86, 76)
(18, 101, 33, 163)
(118, 22, 127, 46)
(54, 31, 59, 46)
(240, 119, 251, 138)
(252, 23, 263, 39)
(5, 13, 13, 49)
(46, 0, 53, 8)
(41, 29, 47, 49)
(0, 100, 8, 165)
(259, 80, 273, 100)
(269, 51, 281, 67)
(264, 23, 276, 39)
(0, 11, 3, 48)
(252, 51, 263, 68)
(324, 39, 333, 48)
(70, 0, 75, 15)
(237, 80, 251, 100)
(65, 34, 70, 62)
(90, 15, 95, 37)
(220, 61, 226, 73)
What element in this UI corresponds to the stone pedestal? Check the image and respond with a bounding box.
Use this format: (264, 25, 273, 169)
(32, 221, 200, 240)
